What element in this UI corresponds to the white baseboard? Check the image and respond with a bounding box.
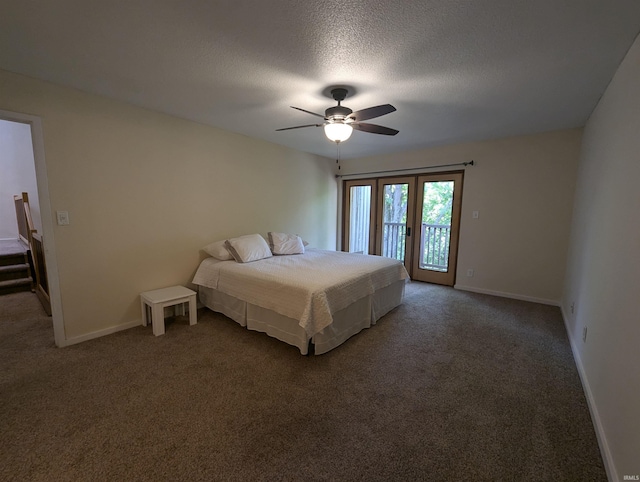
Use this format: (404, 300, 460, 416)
(59, 319, 142, 347)
(453, 284, 559, 306)
(560, 307, 617, 482)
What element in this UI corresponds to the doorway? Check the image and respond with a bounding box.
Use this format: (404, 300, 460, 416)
(342, 171, 464, 286)
(0, 109, 64, 346)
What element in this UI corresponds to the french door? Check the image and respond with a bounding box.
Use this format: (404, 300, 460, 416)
(342, 172, 463, 286)
(411, 172, 463, 285)
(374, 177, 415, 273)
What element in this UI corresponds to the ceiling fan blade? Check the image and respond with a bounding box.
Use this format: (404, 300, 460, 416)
(276, 123, 323, 131)
(348, 104, 396, 122)
(352, 123, 399, 136)
(290, 106, 327, 119)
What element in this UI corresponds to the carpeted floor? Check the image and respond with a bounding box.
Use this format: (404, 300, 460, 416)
(0, 282, 606, 481)
(0, 238, 27, 256)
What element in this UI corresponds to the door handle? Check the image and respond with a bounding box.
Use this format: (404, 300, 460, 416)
(407, 226, 411, 237)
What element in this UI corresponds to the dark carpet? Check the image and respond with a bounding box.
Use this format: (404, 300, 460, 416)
(0, 282, 606, 481)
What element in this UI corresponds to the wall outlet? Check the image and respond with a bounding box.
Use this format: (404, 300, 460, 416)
(467, 269, 474, 277)
(571, 302, 575, 314)
(582, 326, 588, 343)
(472, 211, 479, 219)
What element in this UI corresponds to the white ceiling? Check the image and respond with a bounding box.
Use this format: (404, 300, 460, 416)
(2, 1, 640, 160)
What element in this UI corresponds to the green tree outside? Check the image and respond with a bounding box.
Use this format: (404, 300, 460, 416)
(382, 181, 454, 225)
(422, 181, 453, 225)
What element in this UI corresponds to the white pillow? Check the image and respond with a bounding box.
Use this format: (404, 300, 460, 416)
(202, 240, 234, 260)
(268, 232, 305, 255)
(225, 234, 272, 263)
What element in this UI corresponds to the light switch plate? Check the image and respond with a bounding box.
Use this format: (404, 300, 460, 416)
(472, 211, 479, 219)
(56, 211, 70, 225)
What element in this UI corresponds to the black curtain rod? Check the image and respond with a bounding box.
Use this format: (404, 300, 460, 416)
(335, 160, 474, 179)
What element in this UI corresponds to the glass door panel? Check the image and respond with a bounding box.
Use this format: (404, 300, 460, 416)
(349, 185, 372, 253)
(343, 180, 376, 254)
(419, 181, 454, 271)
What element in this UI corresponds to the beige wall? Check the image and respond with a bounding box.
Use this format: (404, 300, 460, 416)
(0, 119, 41, 237)
(562, 35, 640, 480)
(340, 129, 581, 304)
(0, 69, 336, 341)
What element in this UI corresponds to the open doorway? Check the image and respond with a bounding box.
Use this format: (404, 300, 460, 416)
(0, 120, 41, 235)
(0, 120, 44, 298)
(0, 110, 64, 346)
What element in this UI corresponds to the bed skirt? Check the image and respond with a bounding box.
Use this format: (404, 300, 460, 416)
(198, 279, 405, 355)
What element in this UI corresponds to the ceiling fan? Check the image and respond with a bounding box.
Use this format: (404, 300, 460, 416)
(276, 88, 398, 143)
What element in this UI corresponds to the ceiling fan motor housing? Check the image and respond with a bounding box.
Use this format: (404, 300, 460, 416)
(325, 105, 353, 120)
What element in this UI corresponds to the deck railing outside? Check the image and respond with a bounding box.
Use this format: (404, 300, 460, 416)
(382, 222, 451, 271)
(419, 224, 451, 271)
(382, 222, 407, 261)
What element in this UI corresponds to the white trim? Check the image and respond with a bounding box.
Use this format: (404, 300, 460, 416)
(60, 319, 142, 347)
(0, 109, 66, 346)
(560, 306, 617, 482)
(0, 237, 20, 241)
(453, 284, 559, 306)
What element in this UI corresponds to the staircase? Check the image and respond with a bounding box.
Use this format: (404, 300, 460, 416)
(7, 193, 52, 314)
(0, 240, 33, 296)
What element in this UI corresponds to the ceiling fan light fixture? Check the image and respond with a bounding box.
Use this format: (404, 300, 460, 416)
(324, 121, 353, 143)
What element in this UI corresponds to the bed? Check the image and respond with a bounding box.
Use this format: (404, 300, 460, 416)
(192, 236, 409, 354)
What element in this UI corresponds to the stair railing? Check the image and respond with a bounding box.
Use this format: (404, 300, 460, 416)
(13, 193, 33, 245)
(13, 192, 51, 314)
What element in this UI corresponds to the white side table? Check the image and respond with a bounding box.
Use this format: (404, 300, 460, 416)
(140, 286, 197, 336)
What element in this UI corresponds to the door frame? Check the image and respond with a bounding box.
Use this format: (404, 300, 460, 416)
(342, 170, 464, 286)
(411, 171, 464, 286)
(342, 179, 377, 255)
(374, 176, 416, 273)
(0, 109, 65, 346)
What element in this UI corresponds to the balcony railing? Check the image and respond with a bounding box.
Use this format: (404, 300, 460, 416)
(382, 222, 451, 271)
(382, 222, 407, 261)
(419, 224, 451, 271)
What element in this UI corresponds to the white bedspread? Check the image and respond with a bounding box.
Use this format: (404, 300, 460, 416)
(192, 249, 409, 336)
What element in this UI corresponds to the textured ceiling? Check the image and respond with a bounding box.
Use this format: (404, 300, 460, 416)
(1, 1, 640, 159)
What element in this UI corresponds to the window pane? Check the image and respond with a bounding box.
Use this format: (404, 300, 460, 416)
(349, 185, 372, 254)
(382, 183, 409, 262)
(419, 181, 454, 271)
